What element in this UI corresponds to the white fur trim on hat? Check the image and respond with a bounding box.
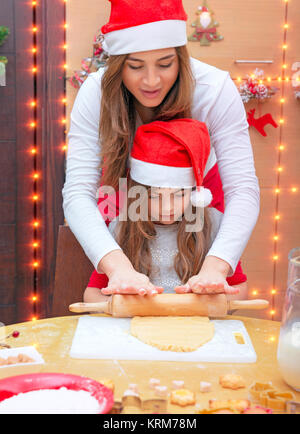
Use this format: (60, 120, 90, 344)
(129, 157, 196, 188)
(190, 187, 213, 207)
(102, 20, 187, 55)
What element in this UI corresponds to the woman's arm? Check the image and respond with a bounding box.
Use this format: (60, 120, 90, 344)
(62, 72, 124, 271)
(204, 73, 260, 276)
(62, 73, 163, 295)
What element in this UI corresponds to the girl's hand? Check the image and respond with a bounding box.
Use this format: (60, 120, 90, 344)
(100, 268, 164, 296)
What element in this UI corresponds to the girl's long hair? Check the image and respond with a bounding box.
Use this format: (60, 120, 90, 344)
(99, 45, 195, 190)
(115, 178, 212, 284)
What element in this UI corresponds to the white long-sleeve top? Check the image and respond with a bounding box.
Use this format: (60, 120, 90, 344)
(62, 57, 260, 276)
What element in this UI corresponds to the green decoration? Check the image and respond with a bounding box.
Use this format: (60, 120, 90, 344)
(188, 1, 223, 46)
(0, 26, 10, 67)
(0, 26, 10, 46)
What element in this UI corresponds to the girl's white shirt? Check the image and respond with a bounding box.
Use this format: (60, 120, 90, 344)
(62, 57, 260, 277)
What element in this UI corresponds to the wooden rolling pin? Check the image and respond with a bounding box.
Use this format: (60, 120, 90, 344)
(69, 294, 269, 317)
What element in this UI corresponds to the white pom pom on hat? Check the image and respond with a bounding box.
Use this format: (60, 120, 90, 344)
(190, 186, 213, 208)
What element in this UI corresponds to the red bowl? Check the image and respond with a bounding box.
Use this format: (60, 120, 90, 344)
(0, 373, 114, 414)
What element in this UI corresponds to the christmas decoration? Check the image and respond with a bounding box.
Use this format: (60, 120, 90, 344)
(0, 26, 10, 46)
(247, 109, 278, 137)
(238, 68, 279, 103)
(0, 26, 10, 87)
(188, 1, 223, 46)
(67, 29, 108, 89)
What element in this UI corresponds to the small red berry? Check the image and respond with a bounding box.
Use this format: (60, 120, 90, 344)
(12, 331, 20, 338)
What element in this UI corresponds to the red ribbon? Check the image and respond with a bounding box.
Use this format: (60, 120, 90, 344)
(195, 27, 217, 41)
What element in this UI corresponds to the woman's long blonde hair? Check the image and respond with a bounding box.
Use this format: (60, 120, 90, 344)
(99, 45, 195, 190)
(115, 178, 212, 284)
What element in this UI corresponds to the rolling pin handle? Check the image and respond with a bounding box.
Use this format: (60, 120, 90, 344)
(68, 302, 109, 314)
(228, 299, 269, 311)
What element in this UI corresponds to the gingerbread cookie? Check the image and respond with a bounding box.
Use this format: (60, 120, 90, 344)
(219, 374, 246, 390)
(170, 388, 196, 407)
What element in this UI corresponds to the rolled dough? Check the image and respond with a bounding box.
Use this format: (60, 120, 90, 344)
(130, 316, 214, 352)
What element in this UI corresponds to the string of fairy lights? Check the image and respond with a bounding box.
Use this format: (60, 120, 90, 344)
(31, 1, 38, 321)
(234, 0, 298, 324)
(29, 0, 67, 321)
(27, 1, 297, 326)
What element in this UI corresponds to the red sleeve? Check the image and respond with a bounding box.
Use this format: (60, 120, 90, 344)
(226, 260, 247, 286)
(87, 270, 109, 289)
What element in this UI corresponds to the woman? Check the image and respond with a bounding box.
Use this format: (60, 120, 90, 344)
(62, 0, 259, 297)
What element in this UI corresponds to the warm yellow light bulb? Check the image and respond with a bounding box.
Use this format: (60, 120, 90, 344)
(269, 336, 276, 342)
(61, 118, 66, 124)
(291, 187, 298, 193)
(273, 235, 279, 241)
(33, 173, 39, 179)
(33, 221, 39, 227)
(273, 255, 279, 261)
(31, 148, 37, 154)
(32, 317, 37, 321)
(33, 195, 38, 201)
(271, 289, 277, 295)
(32, 296, 37, 302)
(33, 242, 39, 248)
(32, 27, 37, 32)
(270, 310, 276, 316)
(282, 45, 287, 49)
(279, 119, 284, 124)
(63, 145, 68, 151)
(31, 100, 37, 107)
(275, 215, 280, 220)
(280, 98, 285, 103)
(64, 23, 68, 29)
(33, 261, 39, 268)
(32, 67, 37, 73)
(279, 145, 285, 151)
(252, 290, 258, 296)
(267, 77, 271, 82)
(30, 121, 36, 128)
(278, 77, 282, 82)
(275, 188, 280, 194)
(32, 47, 37, 53)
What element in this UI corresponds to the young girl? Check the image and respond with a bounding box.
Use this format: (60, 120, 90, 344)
(63, 0, 259, 298)
(83, 119, 247, 304)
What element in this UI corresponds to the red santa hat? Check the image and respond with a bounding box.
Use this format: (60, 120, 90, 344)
(101, 0, 188, 55)
(130, 119, 213, 207)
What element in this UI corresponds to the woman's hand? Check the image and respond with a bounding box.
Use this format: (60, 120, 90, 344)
(174, 256, 239, 295)
(100, 268, 164, 296)
(174, 271, 239, 295)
